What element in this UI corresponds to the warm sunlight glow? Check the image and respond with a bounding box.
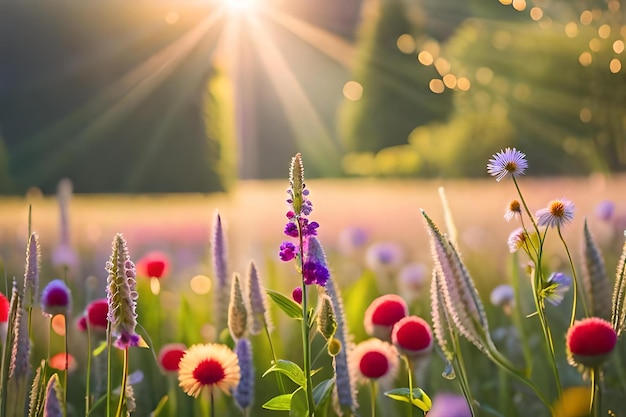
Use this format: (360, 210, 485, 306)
(223, 0, 260, 13)
(565, 22, 579, 38)
(343, 81, 363, 101)
(52, 314, 66, 336)
(165, 11, 179, 25)
(396, 34, 416, 54)
(610, 58, 622, 73)
(429, 79, 445, 94)
(579, 52, 593, 66)
(417, 51, 434, 66)
(190, 275, 212, 295)
(579, 108, 592, 123)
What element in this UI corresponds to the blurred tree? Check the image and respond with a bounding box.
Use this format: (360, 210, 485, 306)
(0, 129, 13, 193)
(338, 0, 453, 154)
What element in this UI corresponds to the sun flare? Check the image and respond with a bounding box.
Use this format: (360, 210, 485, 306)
(222, 0, 260, 13)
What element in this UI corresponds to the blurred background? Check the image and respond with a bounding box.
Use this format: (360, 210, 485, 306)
(0, 0, 625, 195)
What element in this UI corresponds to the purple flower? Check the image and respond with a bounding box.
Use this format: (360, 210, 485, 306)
(41, 279, 72, 317)
(233, 338, 254, 410)
(365, 241, 404, 271)
(542, 272, 571, 307)
(427, 393, 471, 417)
(279, 242, 297, 262)
(303, 260, 329, 286)
(536, 198, 575, 228)
(487, 147, 528, 181)
(595, 200, 615, 222)
(284, 222, 299, 238)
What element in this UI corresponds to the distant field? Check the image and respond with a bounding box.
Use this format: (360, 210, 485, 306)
(0, 175, 624, 285)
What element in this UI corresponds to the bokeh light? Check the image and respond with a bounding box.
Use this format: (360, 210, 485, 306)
(429, 79, 445, 93)
(396, 34, 415, 54)
(589, 38, 602, 52)
(530, 7, 543, 21)
(417, 51, 434, 66)
(598, 24, 611, 39)
(457, 77, 471, 92)
(190, 274, 212, 294)
(512, 0, 526, 12)
(613, 40, 624, 54)
(610, 58, 622, 73)
(565, 22, 578, 38)
(343, 81, 364, 101)
(52, 314, 66, 336)
(580, 108, 592, 123)
(579, 52, 593, 66)
(580, 10, 593, 25)
(475, 67, 494, 85)
(165, 11, 179, 25)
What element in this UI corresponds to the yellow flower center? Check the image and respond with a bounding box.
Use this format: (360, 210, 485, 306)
(549, 201, 565, 218)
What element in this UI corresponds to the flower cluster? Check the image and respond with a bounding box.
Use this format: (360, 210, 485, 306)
(278, 153, 328, 286)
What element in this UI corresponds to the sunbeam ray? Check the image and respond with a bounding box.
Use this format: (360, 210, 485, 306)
(243, 12, 342, 175)
(261, 5, 356, 69)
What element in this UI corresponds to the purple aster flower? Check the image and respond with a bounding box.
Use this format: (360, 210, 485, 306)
(490, 284, 515, 310)
(41, 279, 72, 317)
(595, 200, 615, 222)
(427, 393, 471, 417)
(504, 199, 522, 222)
(507, 227, 527, 253)
(536, 198, 575, 228)
(279, 241, 297, 262)
(487, 147, 528, 181)
(365, 241, 404, 272)
(284, 222, 299, 238)
(541, 272, 571, 307)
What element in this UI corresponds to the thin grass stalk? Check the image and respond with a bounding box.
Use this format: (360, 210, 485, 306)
(557, 226, 589, 323)
(402, 356, 414, 417)
(1, 285, 19, 417)
(509, 254, 533, 378)
(263, 320, 286, 394)
(450, 333, 476, 417)
(85, 323, 92, 415)
(369, 380, 377, 417)
(106, 323, 112, 417)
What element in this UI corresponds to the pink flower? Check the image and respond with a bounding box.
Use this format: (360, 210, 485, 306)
(158, 343, 187, 373)
(426, 393, 471, 417)
(136, 251, 170, 279)
(566, 317, 617, 368)
(391, 316, 433, 358)
(79, 298, 109, 333)
(0, 292, 9, 323)
(364, 294, 408, 341)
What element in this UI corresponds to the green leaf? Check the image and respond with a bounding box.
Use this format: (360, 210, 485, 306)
(384, 388, 432, 412)
(290, 387, 308, 417)
(150, 395, 169, 416)
(92, 341, 108, 357)
(267, 290, 303, 320)
(263, 394, 292, 411)
(263, 360, 306, 386)
(313, 379, 334, 417)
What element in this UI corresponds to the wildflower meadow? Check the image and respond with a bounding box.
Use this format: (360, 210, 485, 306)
(0, 150, 626, 417)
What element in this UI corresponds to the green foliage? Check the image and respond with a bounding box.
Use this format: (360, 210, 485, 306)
(339, 0, 453, 154)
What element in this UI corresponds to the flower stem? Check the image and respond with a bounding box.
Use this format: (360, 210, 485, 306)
(210, 387, 214, 417)
(114, 348, 129, 417)
(297, 217, 315, 416)
(263, 320, 286, 394)
(403, 356, 414, 417)
(369, 380, 377, 417)
(85, 324, 92, 416)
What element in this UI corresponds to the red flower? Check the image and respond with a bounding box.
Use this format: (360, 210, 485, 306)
(137, 251, 170, 279)
(86, 298, 109, 332)
(292, 287, 303, 304)
(349, 338, 399, 384)
(158, 343, 187, 373)
(0, 292, 9, 323)
(566, 317, 617, 368)
(364, 294, 408, 341)
(391, 316, 433, 358)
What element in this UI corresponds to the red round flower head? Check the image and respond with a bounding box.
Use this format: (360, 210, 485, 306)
(292, 287, 303, 304)
(566, 317, 617, 368)
(158, 343, 187, 373)
(86, 298, 109, 332)
(137, 251, 170, 279)
(364, 294, 408, 342)
(0, 292, 9, 323)
(350, 338, 399, 385)
(391, 315, 433, 358)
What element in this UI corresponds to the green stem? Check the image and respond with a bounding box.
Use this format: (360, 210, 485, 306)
(85, 324, 92, 416)
(210, 387, 214, 417)
(297, 217, 315, 416)
(64, 316, 69, 417)
(512, 178, 541, 238)
(106, 325, 112, 417)
(557, 226, 589, 323)
(530, 268, 562, 401)
(509, 254, 533, 378)
(263, 320, 286, 394)
(451, 334, 476, 417)
(590, 367, 599, 417)
(115, 348, 129, 417)
(403, 356, 414, 417)
(369, 380, 377, 417)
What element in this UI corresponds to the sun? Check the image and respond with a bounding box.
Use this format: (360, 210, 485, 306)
(222, 0, 261, 13)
